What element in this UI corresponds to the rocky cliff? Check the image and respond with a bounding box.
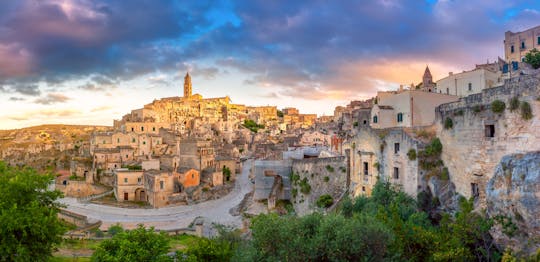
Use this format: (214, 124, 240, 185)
(486, 151, 540, 255)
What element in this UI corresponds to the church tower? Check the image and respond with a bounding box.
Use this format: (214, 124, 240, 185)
(422, 66, 435, 92)
(183, 72, 192, 98)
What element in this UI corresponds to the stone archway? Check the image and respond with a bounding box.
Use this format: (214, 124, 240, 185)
(135, 188, 146, 202)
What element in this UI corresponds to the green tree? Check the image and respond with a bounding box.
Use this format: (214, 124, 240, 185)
(107, 223, 124, 237)
(524, 48, 540, 69)
(177, 226, 241, 262)
(222, 166, 231, 181)
(0, 162, 66, 261)
(92, 225, 171, 262)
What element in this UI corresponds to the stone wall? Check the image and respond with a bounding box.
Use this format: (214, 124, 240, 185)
(291, 156, 347, 216)
(345, 127, 426, 197)
(435, 74, 540, 206)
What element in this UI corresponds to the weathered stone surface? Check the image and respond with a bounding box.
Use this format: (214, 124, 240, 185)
(291, 156, 348, 216)
(486, 151, 540, 254)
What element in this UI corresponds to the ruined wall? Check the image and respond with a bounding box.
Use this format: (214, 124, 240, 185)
(436, 74, 540, 206)
(345, 127, 425, 197)
(291, 156, 347, 216)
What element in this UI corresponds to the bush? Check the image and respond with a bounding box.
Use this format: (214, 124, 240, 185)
(108, 223, 124, 236)
(454, 110, 464, 116)
(520, 101, 533, 120)
(323, 176, 330, 182)
(325, 165, 335, 172)
(407, 149, 417, 161)
(423, 138, 443, 156)
(316, 194, 334, 208)
(440, 167, 449, 181)
(299, 178, 311, 194)
(444, 117, 453, 129)
(353, 121, 359, 127)
(509, 97, 520, 112)
(491, 100, 506, 113)
(524, 48, 540, 69)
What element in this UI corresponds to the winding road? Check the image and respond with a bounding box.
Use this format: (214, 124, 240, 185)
(59, 160, 253, 230)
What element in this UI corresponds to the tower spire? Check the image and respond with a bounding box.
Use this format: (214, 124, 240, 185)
(183, 72, 192, 98)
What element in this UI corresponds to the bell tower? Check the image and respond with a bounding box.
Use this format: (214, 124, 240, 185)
(183, 72, 192, 98)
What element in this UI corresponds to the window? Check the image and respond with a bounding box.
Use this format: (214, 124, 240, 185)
(137, 177, 141, 183)
(141, 126, 144, 131)
(471, 183, 479, 199)
(192, 174, 195, 179)
(143, 141, 146, 145)
(521, 41, 525, 49)
(446, 88, 449, 94)
(511, 45, 514, 53)
(152, 127, 156, 131)
(160, 181, 164, 189)
(117, 138, 120, 143)
(394, 143, 400, 154)
(362, 186, 366, 192)
(103, 140, 106, 144)
(485, 125, 495, 138)
(468, 83, 472, 91)
(363, 120, 367, 125)
(363, 162, 368, 176)
(373, 115, 378, 123)
(538, 36, 540, 45)
(132, 138, 136, 143)
(397, 113, 403, 122)
(131, 127, 134, 132)
(393, 167, 399, 179)
(124, 178, 128, 183)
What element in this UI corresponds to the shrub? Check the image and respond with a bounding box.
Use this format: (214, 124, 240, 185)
(108, 223, 124, 236)
(454, 110, 464, 116)
(291, 188, 298, 198)
(509, 97, 520, 112)
(353, 121, 359, 127)
(324, 176, 330, 182)
(444, 117, 453, 129)
(524, 48, 540, 69)
(520, 101, 533, 120)
(491, 100, 506, 113)
(316, 194, 334, 208)
(423, 138, 443, 156)
(299, 178, 311, 194)
(325, 165, 335, 172)
(440, 167, 449, 181)
(407, 149, 417, 161)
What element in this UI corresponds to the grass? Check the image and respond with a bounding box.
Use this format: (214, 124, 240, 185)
(50, 257, 91, 262)
(58, 239, 102, 251)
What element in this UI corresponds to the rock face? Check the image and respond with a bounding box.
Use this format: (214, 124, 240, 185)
(486, 151, 540, 254)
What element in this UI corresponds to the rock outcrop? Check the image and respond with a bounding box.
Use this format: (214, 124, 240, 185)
(486, 151, 540, 254)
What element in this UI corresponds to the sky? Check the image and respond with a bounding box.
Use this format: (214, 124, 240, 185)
(1, 0, 540, 129)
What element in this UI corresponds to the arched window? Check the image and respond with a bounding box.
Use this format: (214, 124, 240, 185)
(373, 115, 378, 123)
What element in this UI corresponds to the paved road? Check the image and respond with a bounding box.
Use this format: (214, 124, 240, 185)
(59, 160, 253, 230)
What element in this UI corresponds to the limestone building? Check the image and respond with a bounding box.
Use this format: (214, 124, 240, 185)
(421, 66, 436, 92)
(371, 90, 459, 129)
(504, 25, 540, 62)
(436, 68, 502, 97)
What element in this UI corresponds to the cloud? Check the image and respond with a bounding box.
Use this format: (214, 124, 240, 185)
(90, 105, 112, 112)
(34, 93, 71, 105)
(1, 0, 540, 104)
(7, 108, 80, 121)
(9, 97, 26, 101)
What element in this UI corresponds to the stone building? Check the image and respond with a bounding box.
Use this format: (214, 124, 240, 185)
(436, 68, 502, 97)
(179, 138, 215, 170)
(421, 66, 436, 92)
(371, 90, 459, 129)
(504, 25, 540, 63)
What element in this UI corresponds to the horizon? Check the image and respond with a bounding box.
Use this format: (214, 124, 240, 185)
(1, 0, 540, 129)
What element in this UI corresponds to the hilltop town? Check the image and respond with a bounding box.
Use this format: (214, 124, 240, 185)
(1, 24, 539, 258)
